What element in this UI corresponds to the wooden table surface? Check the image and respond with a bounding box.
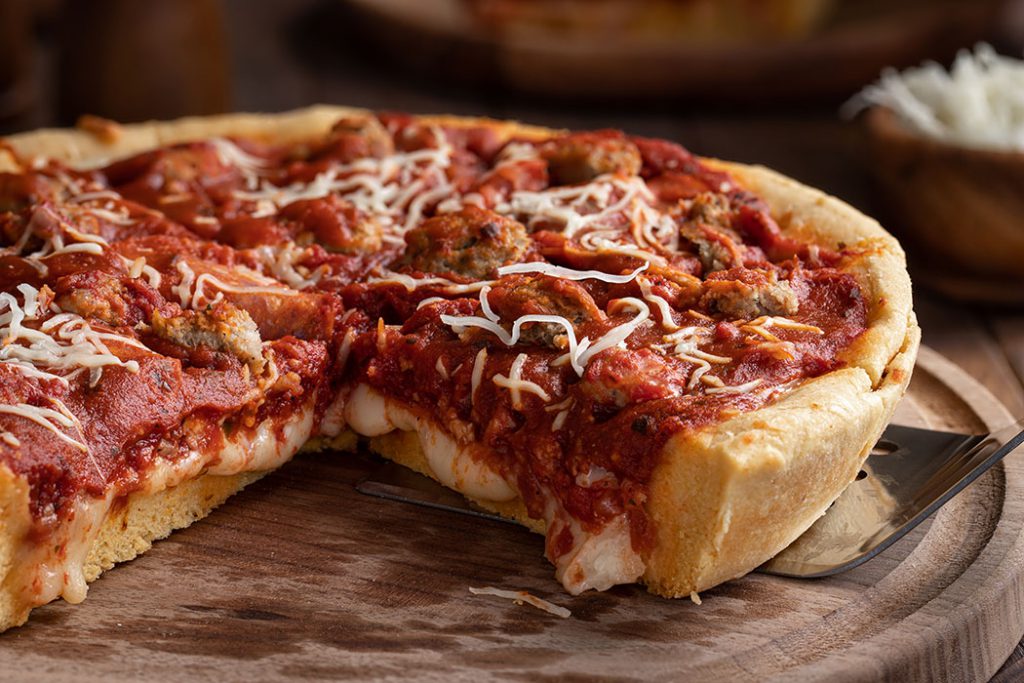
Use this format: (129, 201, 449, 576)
(8, 0, 1024, 676)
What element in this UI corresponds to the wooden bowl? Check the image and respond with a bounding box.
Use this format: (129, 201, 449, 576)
(863, 106, 1024, 304)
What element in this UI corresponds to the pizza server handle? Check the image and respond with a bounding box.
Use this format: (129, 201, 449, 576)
(761, 418, 1024, 577)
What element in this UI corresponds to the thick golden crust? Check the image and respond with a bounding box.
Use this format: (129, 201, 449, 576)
(3, 106, 361, 170)
(81, 472, 264, 585)
(634, 160, 919, 595)
(644, 322, 918, 595)
(0, 466, 32, 632)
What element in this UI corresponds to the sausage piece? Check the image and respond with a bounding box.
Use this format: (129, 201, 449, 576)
(484, 274, 604, 349)
(701, 267, 798, 319)
(402, 206, 530, 279)
(540, 131, 642, 185)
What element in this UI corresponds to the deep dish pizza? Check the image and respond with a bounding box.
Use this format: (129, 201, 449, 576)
(0, 106, 917, 630)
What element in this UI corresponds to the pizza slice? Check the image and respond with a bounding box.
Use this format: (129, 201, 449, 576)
(0, 106, 917, 630)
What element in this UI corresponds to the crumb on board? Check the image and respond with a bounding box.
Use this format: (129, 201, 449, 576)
(76, 114, 124, 144)
(469, 586, 572, 618)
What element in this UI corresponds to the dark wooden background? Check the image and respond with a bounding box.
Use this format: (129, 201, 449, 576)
(3, 0, 1024, 677)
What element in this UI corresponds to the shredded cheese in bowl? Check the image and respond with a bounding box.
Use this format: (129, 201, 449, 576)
(844, 43, 1024, 152)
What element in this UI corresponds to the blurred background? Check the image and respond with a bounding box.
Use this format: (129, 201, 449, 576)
(0, 0, 1021, 211)
(1, 4, 1022, 381)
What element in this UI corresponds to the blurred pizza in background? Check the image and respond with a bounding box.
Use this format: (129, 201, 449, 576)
(463, 0, 835, 45)
(344, 0, 1011, 101)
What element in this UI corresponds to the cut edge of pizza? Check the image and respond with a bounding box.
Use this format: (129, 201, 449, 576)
(0, 106, 918, 630)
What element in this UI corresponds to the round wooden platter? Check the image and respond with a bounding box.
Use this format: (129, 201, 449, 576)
(2, 346, 1022, 681)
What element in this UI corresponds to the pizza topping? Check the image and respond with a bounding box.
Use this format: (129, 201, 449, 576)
(700, 267, 798, 319)
(705, 378, 764, 395)
(250, 242, 329, 290)
(483, 275, 603, 351)
(402, 206, 531, 279)
(470, 346, 488, 406)
(497, 260, 648, 283)
(1, 283, 142, 387)
(679, 194, 748, 273)
(470, 155, 548, 208)
(580, 348, 688, 407)
(660, 326, 732, 389)
(311, 115, 396, 165)
(492, 352, 552, 409)
(0, 402, 89, 454)
(230, 127, 453, 236)
(572, 297, 650, 370)
(209, 137, 269, 179)
(171, 258, 301, 311)
(277, 195, 384, 254)
(150, 302, 265, 374)
(498, 175, 651, 238)
(540, 131, 642, 185)
(637, 275, 682, 331)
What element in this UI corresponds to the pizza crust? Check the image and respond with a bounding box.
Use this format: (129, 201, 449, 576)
(1, 106, 553, 171)
(0, 465, 32, 632)
(644, 324, 917, 595)
(0, 106, 918, 620)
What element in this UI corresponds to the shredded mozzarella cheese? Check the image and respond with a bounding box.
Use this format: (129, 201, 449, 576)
(573, 298, 650, 368)
(497, 261, 649, 283)
(492, 353, 551, 409)
(366, 269, 492, 294)
(1, 285, 142, 388)
(705, 379, 763, 395)
(662, 326, 732, 389)
(252, 243, 328, 290)
(470, 347, 488, 407)
(468, 586, 571, 619)
(230, 130, 454, 241)
(173, 260, 298, 310)
(845, 43, 1024, 151)
(638, 276, 680, 331)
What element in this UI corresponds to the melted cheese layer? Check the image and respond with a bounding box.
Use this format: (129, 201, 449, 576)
(344, 384, 516, 503)
(340, 384, 647, 593)
(18, 399, 319, 610)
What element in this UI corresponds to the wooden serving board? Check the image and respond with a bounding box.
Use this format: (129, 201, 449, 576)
(2, 346, 1021, 681)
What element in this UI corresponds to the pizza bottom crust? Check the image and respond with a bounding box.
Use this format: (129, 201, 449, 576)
(371, 430, 545, 535)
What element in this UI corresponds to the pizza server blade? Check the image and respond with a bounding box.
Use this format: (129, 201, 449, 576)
(356, 420, 1024, 579)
